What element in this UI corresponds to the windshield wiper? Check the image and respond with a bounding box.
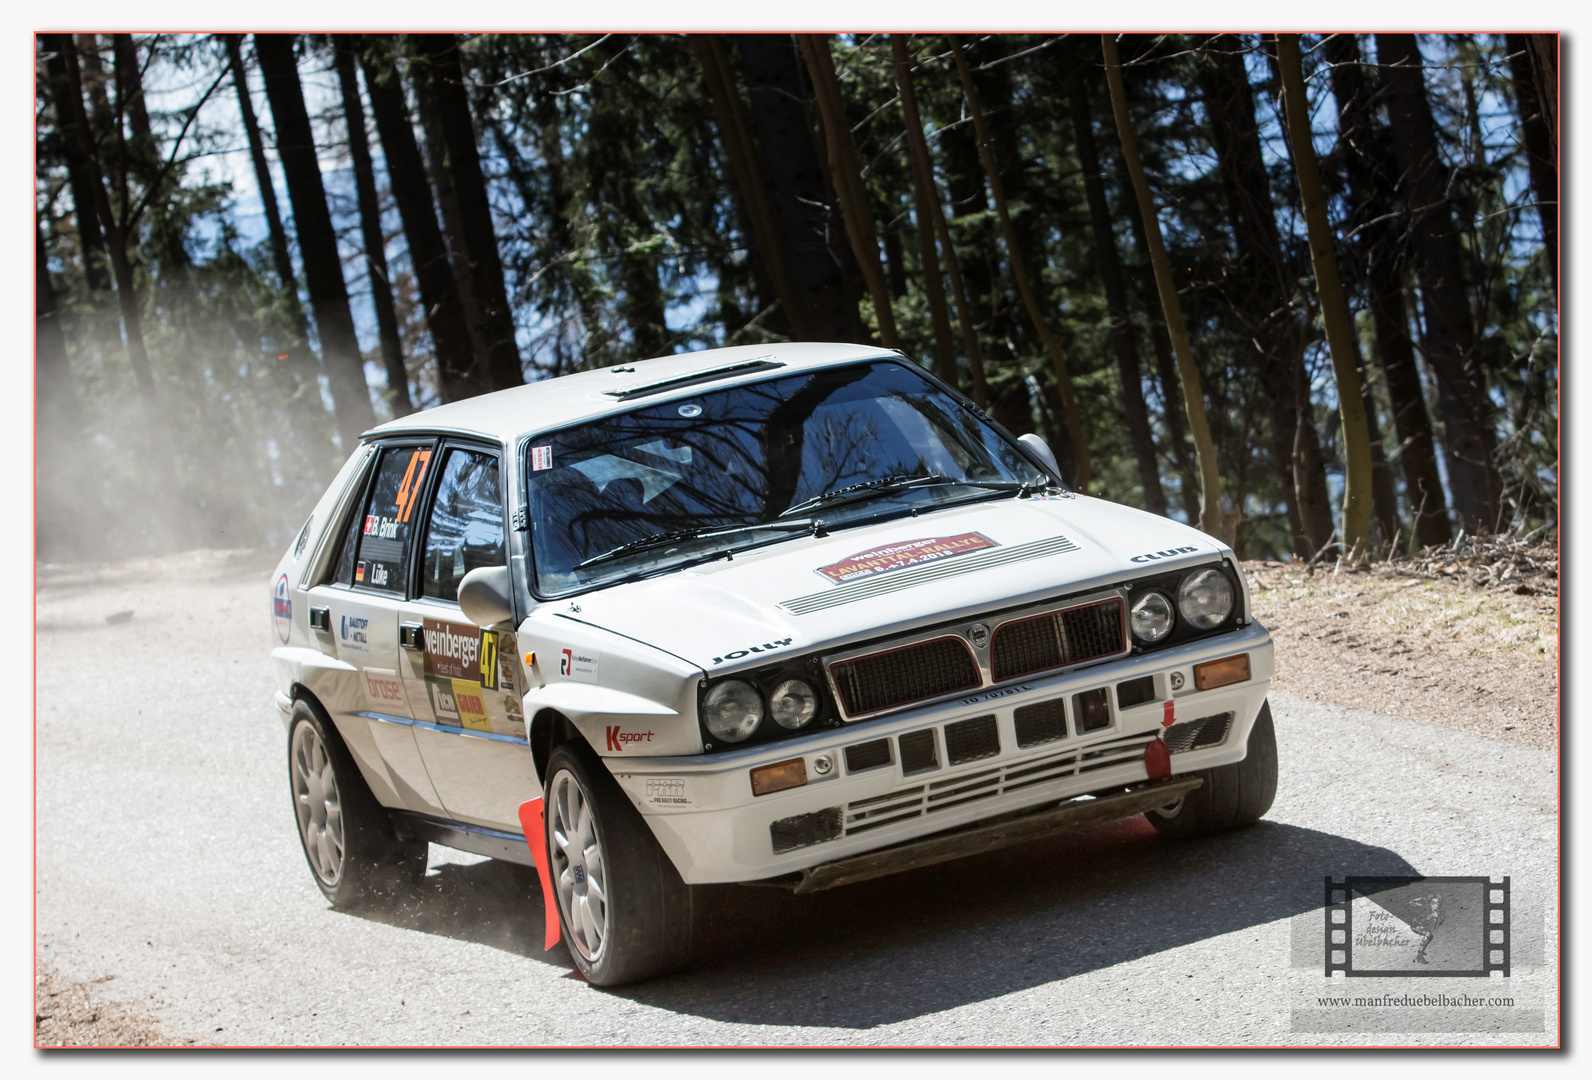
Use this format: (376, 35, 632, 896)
(777, 472, 948, 518)
(779, 474, 1045, 518)
(574, 519, 814, 571)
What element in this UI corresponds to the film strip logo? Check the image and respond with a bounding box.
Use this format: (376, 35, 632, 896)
(1324, 875, 1510, 978)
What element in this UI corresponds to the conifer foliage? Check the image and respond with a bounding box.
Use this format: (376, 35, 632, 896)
(35, 33, 1557, 562)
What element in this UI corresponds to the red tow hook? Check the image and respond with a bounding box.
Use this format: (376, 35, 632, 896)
(1144, 737, 1172, 781)
(517, 798, 562, 950)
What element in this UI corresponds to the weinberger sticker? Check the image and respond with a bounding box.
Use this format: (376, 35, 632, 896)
(422, 618, 483, 681)
(815, 533, 998, 584)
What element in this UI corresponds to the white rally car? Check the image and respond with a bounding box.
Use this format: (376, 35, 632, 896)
(269, 343, 1276, 985)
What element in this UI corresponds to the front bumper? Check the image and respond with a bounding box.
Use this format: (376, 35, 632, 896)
(610, 620, 1274, 884)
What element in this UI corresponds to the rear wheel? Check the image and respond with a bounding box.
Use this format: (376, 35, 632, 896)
(289, 699, 425, 908)
(545, 741, 696, 985)
(1147, 698, 1278, 839)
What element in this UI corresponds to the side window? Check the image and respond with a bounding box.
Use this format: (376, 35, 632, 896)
(419, 448, 504, 603)
(353, 444, 434, 594)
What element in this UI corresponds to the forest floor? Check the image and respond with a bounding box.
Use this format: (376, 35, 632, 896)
(1245, 530, 1560, 751)
(33, 535, 1561, 1047)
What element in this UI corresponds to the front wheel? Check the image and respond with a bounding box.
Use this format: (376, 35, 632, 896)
(545, 742, 696, 986)
(289, 699, 425, 908)
(1147, 698, 1278, 839)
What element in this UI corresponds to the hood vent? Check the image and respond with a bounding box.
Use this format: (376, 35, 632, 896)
(780, 533, 1080, 616)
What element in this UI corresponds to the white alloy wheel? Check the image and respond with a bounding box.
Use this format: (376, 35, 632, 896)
(291, 720, 345, 886)
(549, 768, 610, 962)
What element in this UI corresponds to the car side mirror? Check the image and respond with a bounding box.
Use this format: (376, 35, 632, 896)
(458, 566, 515, 629)
(1018, 432, 1060, 477)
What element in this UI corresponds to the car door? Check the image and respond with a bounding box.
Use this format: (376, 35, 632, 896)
(396, 440, 534, 830)
(306, 440, 447, 816)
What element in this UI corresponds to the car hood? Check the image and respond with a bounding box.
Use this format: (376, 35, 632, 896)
(550, 495, 1228, 674)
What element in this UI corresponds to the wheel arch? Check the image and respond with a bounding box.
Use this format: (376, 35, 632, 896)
(531, 707, 587, 787)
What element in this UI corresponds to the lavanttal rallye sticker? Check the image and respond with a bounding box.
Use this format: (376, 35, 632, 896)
(421, 618, 524, 738)
(816, 532, 997, 584)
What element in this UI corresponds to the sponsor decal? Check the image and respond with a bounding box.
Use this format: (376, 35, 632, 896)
(959, 683, 1034, 707)
(530, 445, 553, 471)
(361, 669, 409, 713)
(450, 678, 492, 732)
(559, 647, 600, 679)
(339, 613, 370, 651)
(427, 677, 461, 723)
(478, 630, 500, 690)
(272, 574, 293, 643)
(1130, 545, 1200, 564)
(643, 777, 693, 809)
(711, 637, 793, 666)
(606, 726, 654, 752)
(421, 619, 483, 681)
(816, 532, 998, 584)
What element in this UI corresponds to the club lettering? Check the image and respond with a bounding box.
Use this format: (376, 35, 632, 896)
(711, 638, 794, 665)
(1130, 546, 1200, 564)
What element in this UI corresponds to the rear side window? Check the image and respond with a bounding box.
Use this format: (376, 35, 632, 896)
(420, 448, 504, 602)
(353, 445, 434, 594)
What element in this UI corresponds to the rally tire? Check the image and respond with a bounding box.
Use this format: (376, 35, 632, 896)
(288, 698, 426, 909)
(544, 741, 696, 986)
(1147, 699, 1278, 839)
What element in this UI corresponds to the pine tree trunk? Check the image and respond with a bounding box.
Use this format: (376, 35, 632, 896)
(1376, 33, 1505, 534)
(796, 34, 898, 348)
(736, 34, 861, 343)
(1276, 34, 1375, 559)
(1101, 34, 1224, 538)
(892, 35, 986, 404)
(1067, 61, 1166, 514)
(1505, 33, 1558, 304)
(223, 35, 306, 334)
(336, 37, 411, 415)
(949, 35, 1090, 490)
(254, 33, 375, 448)
(416, 34, 523, 389)
(40, 36, 110, 291)
(360, 35, 484, 402)
(1324, 33, 1450, 548)
(412, 53, 491, 371)
(1197, 35, 1331, 557)
(37, 220, 84, 558)
(695, 36, 814, 341)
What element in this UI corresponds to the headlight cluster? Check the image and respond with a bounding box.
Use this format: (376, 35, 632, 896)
(1128, 565, 1238, 646)
(701, 668, 827, 747)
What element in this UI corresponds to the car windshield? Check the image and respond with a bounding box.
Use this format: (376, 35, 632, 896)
(525, 360, 1051, 595)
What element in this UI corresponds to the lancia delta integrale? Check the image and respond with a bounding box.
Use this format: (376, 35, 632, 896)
(269, 342, 1277, 985)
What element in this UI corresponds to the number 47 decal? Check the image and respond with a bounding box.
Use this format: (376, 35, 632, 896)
(393, 449, 432, 524)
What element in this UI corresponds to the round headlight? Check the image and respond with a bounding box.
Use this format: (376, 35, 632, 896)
(1178, 568, 1234, 630)
(703, 680, 764, 742)
(1130, 590, 1175, 643)
(769, 678, 819, 730)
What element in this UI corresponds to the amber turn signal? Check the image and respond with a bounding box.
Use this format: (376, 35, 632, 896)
(1194, 653, 1250, 691)
(750, 758, 808, 797)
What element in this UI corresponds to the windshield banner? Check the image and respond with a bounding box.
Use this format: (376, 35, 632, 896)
(816, 532, 998, 584)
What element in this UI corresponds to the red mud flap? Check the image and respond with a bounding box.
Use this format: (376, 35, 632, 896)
(517, 798, 562, 951)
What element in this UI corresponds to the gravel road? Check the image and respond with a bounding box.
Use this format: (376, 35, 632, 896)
(35, 551, 1559, 1047)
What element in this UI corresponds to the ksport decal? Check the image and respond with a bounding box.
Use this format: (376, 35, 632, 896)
(272, 574, 293, 643)
(606, 726, 655, 752)
(816, 533, 998, 584)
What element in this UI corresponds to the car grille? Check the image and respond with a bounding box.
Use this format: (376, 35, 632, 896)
(830, 636, 980, 717)
(843, 730, 1158, 836)
(1164, 711, 1232, 753)
(990, 597, 1126, 681)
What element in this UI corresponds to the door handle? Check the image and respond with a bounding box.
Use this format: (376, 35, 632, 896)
(400, 623, 424, 650)
(309, 606, 331, 632)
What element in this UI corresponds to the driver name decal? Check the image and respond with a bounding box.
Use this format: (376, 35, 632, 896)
(816, 533, 998, 584)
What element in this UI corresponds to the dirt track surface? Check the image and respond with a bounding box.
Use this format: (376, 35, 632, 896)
(35, 549, 1559, 1047)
